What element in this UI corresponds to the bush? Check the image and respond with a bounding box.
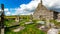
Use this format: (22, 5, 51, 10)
(32, 19, 39, 23)
(49, 19, 58, 25)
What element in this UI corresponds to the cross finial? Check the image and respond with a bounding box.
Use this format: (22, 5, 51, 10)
(41, 0, 42, 5)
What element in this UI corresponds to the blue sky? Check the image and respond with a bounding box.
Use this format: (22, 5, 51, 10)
(0, 0, 60, 16)
(0, 0, 31, 8)
(0, 0, 32, 15)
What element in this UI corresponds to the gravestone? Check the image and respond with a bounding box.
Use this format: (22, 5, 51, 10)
(47, 28, 59, 34)
(15, 16, 20, 23)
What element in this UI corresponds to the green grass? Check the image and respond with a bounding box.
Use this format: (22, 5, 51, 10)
(5, 23, 46, 34)
(4, 19, 16, 27)
(4, 17, 60, 34)
(4, 18, 46, 34)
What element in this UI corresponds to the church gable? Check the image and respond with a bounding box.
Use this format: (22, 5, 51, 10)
(33, 0, 54, 20)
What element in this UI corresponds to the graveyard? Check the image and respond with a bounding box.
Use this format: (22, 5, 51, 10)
(0, 0, 60, 34)
(4, 15, 60, 34)
(4, 16, 46, 34)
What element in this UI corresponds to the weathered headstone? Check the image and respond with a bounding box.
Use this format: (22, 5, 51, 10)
(47, 28, 59, 34)
(15, 16, 20, 23)
(13, 26, 25, 32)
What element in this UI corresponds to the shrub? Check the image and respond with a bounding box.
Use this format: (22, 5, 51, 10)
(32, 19, 39, 23)
(49, 19, 58, 25)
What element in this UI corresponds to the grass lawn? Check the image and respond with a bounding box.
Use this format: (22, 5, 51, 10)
(4, 19, 16, 27)
(4, 18, 47, 34)
(5, 23, 46, 34)
(4, 16, 60, 34)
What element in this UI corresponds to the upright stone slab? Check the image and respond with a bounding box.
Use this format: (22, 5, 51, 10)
(1, 28, 4, 34)
(0, 4, 4, 34)
(46, 20, 50, 28)
(47, 28, 59, 34)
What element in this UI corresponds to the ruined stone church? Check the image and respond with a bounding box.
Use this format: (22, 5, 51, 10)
(33, 0, 60, 21)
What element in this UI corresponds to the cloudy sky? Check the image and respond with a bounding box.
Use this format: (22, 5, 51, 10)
(0, 0, 60, 16)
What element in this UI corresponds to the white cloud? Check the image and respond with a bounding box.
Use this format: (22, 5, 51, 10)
(15, 0, 60, 15)
(6, 11, 11, 15)
(3, 8, 11, 16)
(43, 0, 60, 9)
(20, 12, 34, 15)
(0, 9, 1, 11)
(0, 8, 10, 16)
(15, 0, 40, 15)
(12, 13, 16, 15)
(1, 0, 60, 15)
(42, 0, 60, 12)
(0, 8, 9, 12)
(4, 8, 9, 12)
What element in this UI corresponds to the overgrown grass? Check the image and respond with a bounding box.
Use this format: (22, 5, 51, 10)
(5, 18, 60, 34)
(5, 23, 46, 34)
(4, 19, 15, 27)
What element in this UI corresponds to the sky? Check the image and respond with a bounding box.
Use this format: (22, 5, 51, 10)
(0, 0, 60, 16)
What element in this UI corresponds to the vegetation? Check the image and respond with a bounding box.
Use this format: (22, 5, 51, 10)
(4, 15, 60, 34)
(49, 19, 60, 26)
(4, 15, 46, 34)
(4, 19, 16, 27)
(5, 23, 46, 34)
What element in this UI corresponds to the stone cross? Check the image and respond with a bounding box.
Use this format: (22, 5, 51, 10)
(0, 4, 4, 34)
